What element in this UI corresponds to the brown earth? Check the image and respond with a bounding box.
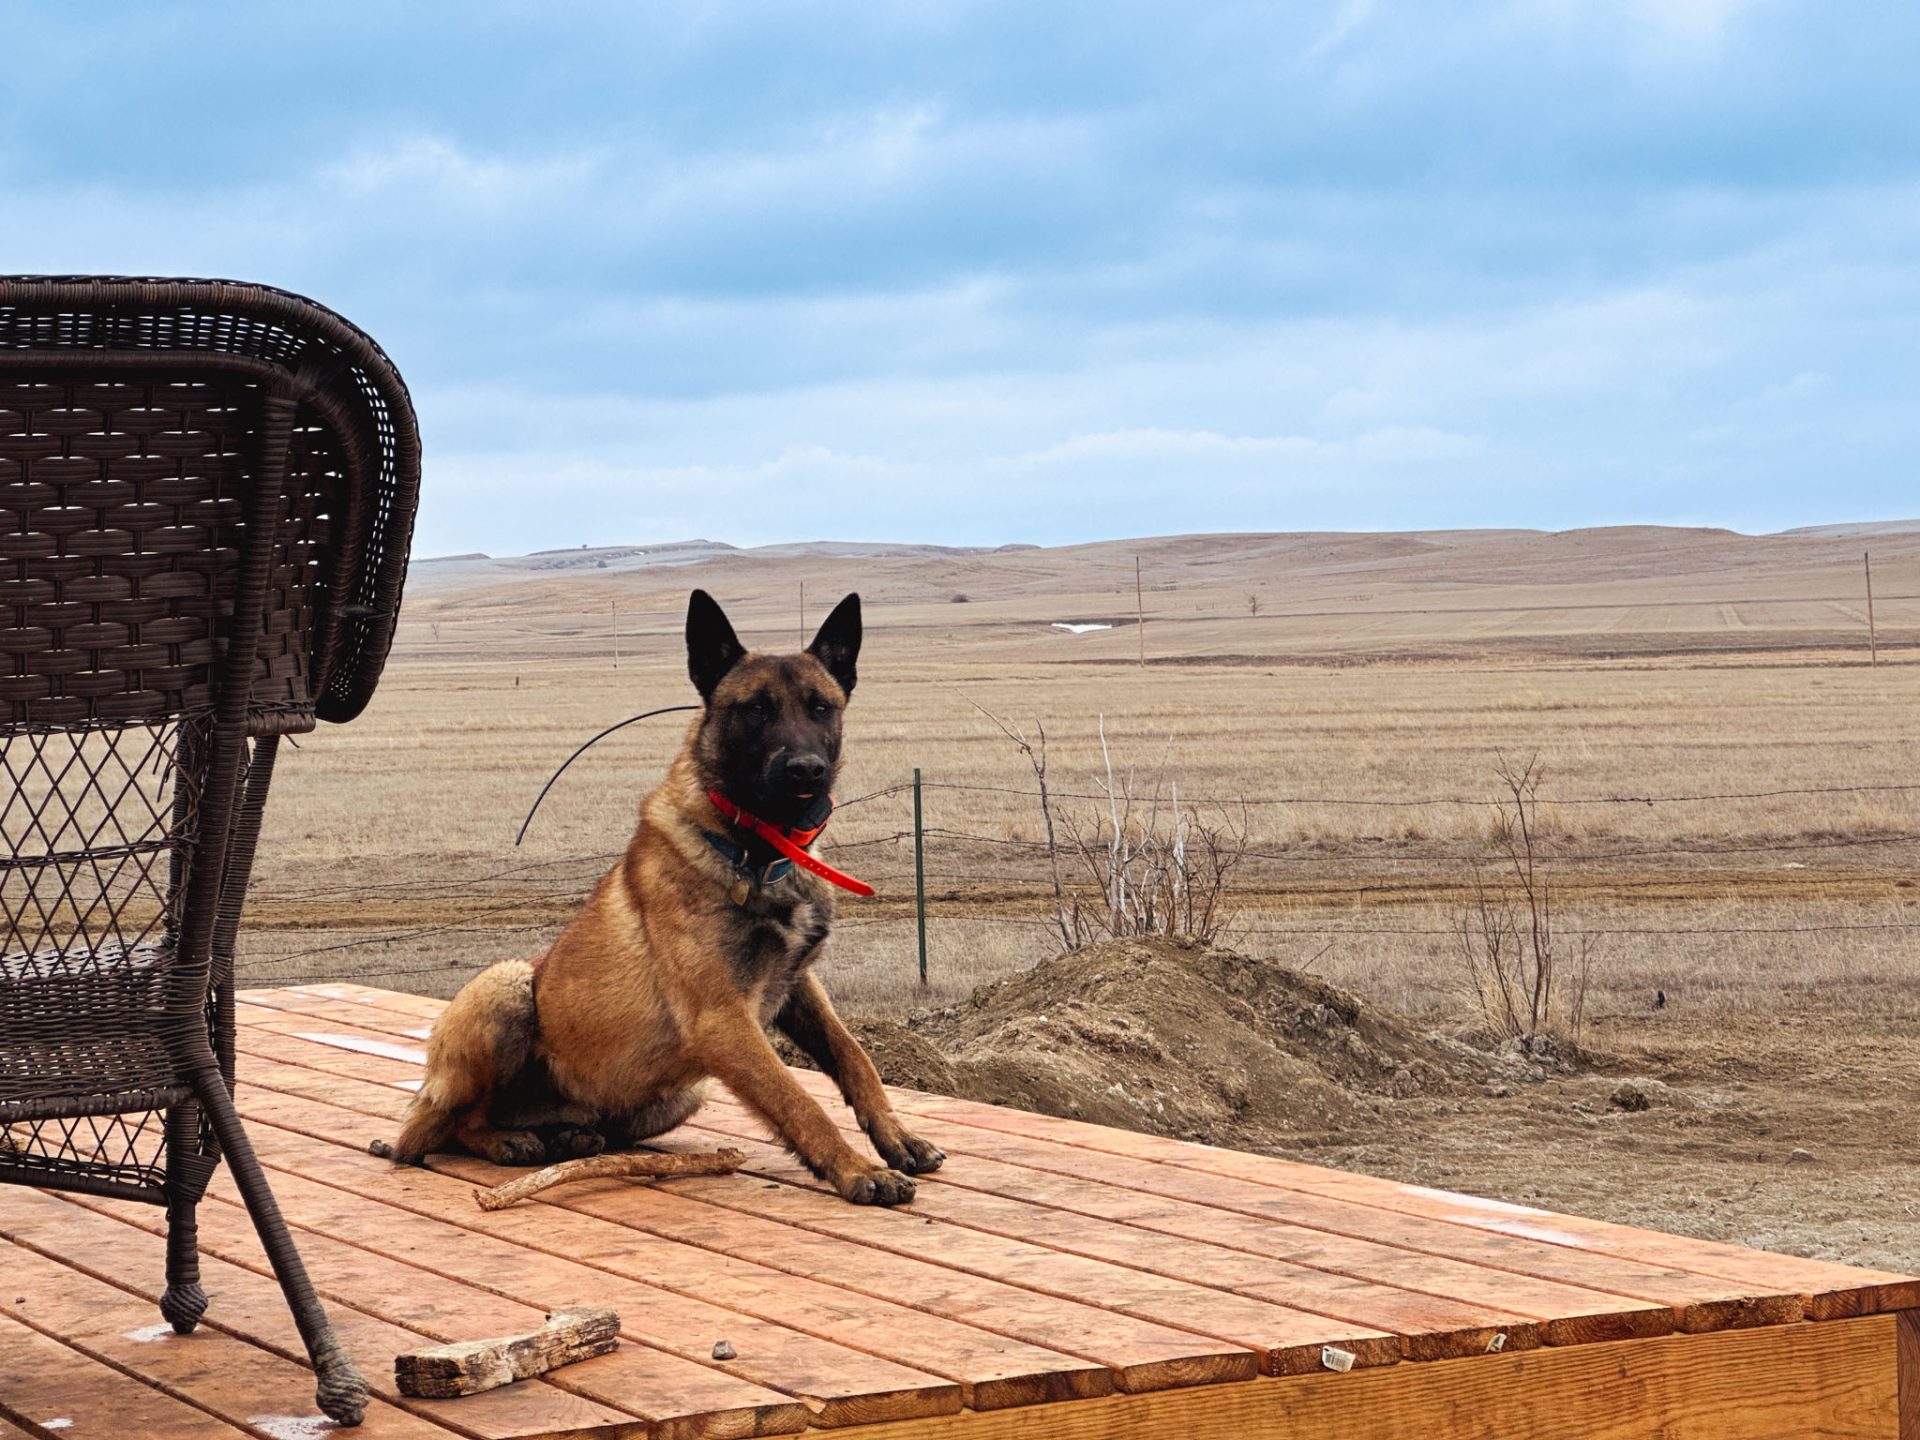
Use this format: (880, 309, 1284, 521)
(802, 936, 1501, 1146)
(788, 937, 1920, 1276)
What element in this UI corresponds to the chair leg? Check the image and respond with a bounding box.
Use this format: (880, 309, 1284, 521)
(160, 1102, 209, 1334)
(189, 1068, 369, 1427)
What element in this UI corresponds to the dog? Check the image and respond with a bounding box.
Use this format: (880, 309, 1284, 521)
(389, 589, 944, 1205)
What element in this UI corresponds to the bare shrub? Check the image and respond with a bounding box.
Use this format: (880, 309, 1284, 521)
(973, 704, 1250, 951)
(1455, 754, 1592, 1053)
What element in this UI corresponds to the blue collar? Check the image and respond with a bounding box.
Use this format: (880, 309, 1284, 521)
(703, 828, 794, 886)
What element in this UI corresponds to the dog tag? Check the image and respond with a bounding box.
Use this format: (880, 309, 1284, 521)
(729, 877, 751, 907)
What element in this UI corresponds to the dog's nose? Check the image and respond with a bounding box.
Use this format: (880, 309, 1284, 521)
(784, 755, 828, 792)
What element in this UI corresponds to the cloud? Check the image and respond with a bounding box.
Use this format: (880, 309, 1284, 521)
(2, 0, 1916, 551)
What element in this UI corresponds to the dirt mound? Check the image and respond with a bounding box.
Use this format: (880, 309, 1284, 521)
(813, 936, 1502, 1149)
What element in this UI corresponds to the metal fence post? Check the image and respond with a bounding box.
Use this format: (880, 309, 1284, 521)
(913, 767, 928, 988)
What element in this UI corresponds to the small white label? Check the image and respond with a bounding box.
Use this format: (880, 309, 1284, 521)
(1320, 1346, 1357, 1373)
(1486, 1332, 1508, 1353)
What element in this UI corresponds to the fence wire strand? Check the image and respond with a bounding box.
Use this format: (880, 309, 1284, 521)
(238, 769, 1920, 990)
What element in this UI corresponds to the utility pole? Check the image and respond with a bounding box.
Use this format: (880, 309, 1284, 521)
(799, 582, 806, 647)
(1135, 556, 1145, 668)
(611, 600, 619, 670)
(1865, 551, 1878, 666)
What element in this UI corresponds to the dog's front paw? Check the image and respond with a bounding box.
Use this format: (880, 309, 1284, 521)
(481, 1130, 549, 1166)
(838, 1165, 917, 1206)
(545, 1125, 607, 1161)
(876, 1130, 946, 1176)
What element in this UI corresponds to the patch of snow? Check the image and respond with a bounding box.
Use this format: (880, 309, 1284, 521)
(292, 1032, 426, 1066)
(1483, 1218, 1591, 1248)
(123, 1322, 177, 1342)
(248, 1416, 335, 1440)
(1397, 1185, 1550, 1216)
(40, 1421, 73, 1431)
(1050, 622, 1112, 634)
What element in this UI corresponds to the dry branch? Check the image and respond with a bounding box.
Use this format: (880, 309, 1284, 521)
(395, 1307, 620, 1397)
(473, 1148, 743, 1211)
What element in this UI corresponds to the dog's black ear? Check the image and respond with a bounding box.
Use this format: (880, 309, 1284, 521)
(686, 589, 746, 702)
(807, 593, 862, 696)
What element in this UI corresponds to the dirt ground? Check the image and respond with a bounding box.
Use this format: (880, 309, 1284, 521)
(794, 937, 1920, 1275)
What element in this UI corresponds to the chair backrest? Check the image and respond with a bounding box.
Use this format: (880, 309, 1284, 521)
(0, 278, 420, 999)
(1, 276, 420, 729)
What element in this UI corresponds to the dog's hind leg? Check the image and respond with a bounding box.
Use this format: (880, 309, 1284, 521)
(601, 1083, 709, 1150)
(391, 959, 540, 1165)
(775, 973, 944, 1175)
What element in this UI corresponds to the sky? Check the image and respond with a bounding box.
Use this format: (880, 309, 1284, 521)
(4, 1, 1917, 555)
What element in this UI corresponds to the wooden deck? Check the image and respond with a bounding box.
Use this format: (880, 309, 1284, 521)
(3, 983, 1917, 1439)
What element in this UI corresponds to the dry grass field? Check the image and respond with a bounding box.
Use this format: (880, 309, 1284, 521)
(236, 523, 1920, 1269)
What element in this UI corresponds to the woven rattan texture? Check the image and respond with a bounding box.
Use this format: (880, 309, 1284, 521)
(0, 376, 343, 726)
(0, 276, 420, 725)
(0, 718, 210, 1194)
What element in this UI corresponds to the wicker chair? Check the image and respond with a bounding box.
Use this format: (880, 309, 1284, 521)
(0, 277, 421, 1426)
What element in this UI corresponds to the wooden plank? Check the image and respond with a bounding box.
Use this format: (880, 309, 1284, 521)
(286, 983, 447, 1019)
(225, 1022, 1406, 1383)
(808, 1314, 1905, 1440)
(240, 997, 433, 1038)
(225, 1056, 1122, 1413)
(229, 1078, 1267, 1395)
(690, 1093, 1674, 1351)
(236, 1007, 1668, 1352)
(0, 1185, 661, 1440)
(233, 1014, 1780, 1341)
(429, 1145, 1395, 1381)
(235, 991, 1907, 1315)
(0, 1237, 459, 1439)
(0, 1309, 254, 1440)
(884, 1083, 1919, 1319)
(775, 1085, 1806, 1332)
(186, 1135, 965, 1432)
(1899, 1310, 1920, 1440)
(235, 1008, 1650, 1356)
(652, 1117, 1517, 1363)
(82, 1186, 809, 1440)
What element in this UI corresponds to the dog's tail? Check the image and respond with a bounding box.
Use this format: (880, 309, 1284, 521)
(387, 1090, 458, 1165)
(382, 958, 537, 1165)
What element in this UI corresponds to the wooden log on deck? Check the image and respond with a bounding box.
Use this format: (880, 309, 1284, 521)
(394, 1306, 621, 1398)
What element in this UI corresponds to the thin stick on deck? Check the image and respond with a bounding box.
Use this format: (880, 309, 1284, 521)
(473, 1148, 744, 1211)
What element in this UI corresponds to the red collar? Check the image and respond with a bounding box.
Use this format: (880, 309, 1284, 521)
(706, 790, 876, 897)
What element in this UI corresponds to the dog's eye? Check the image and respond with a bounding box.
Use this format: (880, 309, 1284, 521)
(740, 700, 771, 722)
(809, 700, 832, 718)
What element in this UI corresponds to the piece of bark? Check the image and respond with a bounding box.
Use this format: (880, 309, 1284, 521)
(473, 1148, 745, 1211)
(395, 1307, 621, 1398)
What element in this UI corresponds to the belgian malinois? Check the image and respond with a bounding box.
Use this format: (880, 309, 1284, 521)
(390, 590, 944, 1204)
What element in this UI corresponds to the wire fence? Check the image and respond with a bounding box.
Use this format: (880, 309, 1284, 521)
(233, 767, 1920, 1001)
